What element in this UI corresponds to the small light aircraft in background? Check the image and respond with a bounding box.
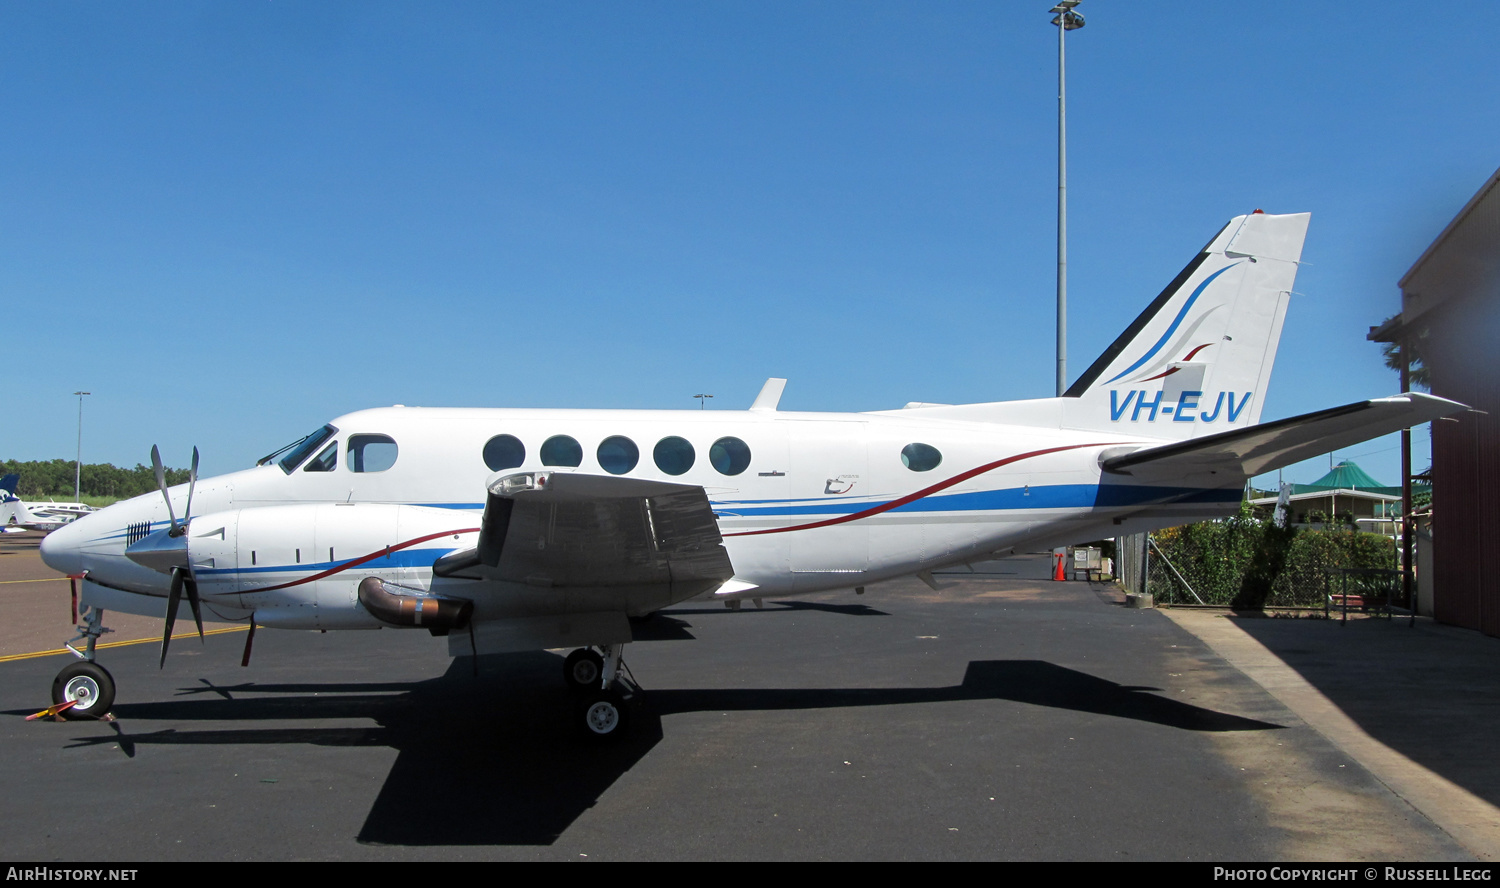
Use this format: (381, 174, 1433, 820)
(1, 475, 95, 534)
(38, 211, 1462, 737)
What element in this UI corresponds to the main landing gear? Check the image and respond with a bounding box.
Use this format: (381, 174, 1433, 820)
(564, 643, 635, 741)
(51, 605, 115, 720)
(563, 648, 604, 690)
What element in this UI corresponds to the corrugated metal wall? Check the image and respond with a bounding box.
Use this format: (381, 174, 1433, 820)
(1429, 294, 1500, 635)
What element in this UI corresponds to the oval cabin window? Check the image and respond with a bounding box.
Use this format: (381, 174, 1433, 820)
(597, 436, 639, 475)
(653, 437, 695, 475)
(540, 435, 583, 467)
(900, 443, 942, 472)
(482, 434, 525, 471)
(709, 437, 752, 476)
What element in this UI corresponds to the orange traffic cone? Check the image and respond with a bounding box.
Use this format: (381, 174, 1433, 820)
(1053, 551, 1066, 582)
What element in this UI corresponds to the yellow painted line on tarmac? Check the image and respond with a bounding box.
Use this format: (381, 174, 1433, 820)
(0, 625, 250, 663)
(0, 577, 68, 585)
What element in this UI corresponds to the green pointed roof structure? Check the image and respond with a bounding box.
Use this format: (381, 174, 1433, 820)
(1252, 459, 1429, 501)
(1309, 460, 1385, 490)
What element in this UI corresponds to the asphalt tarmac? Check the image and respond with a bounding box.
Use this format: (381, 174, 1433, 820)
(0, 531, 1487, 861)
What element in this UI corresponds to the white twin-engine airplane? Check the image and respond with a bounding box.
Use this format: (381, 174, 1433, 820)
(39, 210, 1463, 736)
(1, 475, 94, 533)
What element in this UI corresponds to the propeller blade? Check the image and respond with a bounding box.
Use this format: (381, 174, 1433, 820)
(183, 447, 199, 528)
(240, 618, 257, 667)
(160, 568, 183, 669)
(151, 445, 178, 531)
(184, 573, 204, 643)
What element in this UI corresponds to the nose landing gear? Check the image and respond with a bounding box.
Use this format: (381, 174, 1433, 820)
(52, 661, 115, 718)
(52, 605, 116, 720)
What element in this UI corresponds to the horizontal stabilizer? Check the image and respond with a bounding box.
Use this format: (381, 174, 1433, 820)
(1100, 392, 1466, 482)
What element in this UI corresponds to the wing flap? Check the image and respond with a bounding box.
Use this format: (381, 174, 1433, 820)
(451, 471, 733, 593)
(1101, 392, 1466, 482)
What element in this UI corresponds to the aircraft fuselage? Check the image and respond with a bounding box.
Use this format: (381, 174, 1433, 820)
(41, 404, 1234, 629)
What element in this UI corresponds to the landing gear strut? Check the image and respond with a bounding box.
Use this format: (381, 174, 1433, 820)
(570, 643, 635, 741)
(53, 606, 115, 720)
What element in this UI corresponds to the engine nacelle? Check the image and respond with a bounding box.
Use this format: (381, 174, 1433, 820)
(182, 503, 481, 630)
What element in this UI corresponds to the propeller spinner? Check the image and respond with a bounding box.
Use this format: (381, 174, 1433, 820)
(124, 446, 205, 667)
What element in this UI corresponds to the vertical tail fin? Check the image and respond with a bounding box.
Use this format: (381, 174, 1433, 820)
(0, 475, 25, 528)
(1061, 211, 1310, 439)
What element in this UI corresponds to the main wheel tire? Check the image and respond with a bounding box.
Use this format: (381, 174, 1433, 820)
(564, 648, 604, 691)
(52, 661, 115, 720)
(579, 691, 630, 740)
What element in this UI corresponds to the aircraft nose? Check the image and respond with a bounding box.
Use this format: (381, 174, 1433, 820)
(39, 518, 88, 576)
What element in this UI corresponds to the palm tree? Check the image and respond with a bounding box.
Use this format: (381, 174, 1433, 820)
(1378, 314, 1430, 390)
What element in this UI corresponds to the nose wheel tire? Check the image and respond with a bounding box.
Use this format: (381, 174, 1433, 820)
(51, 662, 115, 720)
(564, 648, 604, 691)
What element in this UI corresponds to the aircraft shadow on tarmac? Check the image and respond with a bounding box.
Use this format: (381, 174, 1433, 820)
(35, 655, 1281, 847)
(665, 600, 890, 617)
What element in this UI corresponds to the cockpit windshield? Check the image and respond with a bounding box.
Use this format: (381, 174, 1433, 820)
(258, 425, 338, 474)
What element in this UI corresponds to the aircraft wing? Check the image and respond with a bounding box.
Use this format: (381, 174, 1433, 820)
(434, 471, 733, 596)
(1100, 392, 1467, 483)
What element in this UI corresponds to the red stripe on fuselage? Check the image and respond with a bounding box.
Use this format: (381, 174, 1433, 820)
(248, 527, 481, 592)
(722, 442, 1121, 537)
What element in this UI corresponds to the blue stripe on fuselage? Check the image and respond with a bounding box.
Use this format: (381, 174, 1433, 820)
(194, 547, 454, 577)
(712, 483, 1239, 517)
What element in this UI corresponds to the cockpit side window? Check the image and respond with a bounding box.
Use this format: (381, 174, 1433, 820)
(267, 425, 338, 474)
(348, 435, 398, 473)
(303, 442, 338, 473)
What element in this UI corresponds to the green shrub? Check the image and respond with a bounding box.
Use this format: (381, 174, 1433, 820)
(1150, 502, 1396, 608)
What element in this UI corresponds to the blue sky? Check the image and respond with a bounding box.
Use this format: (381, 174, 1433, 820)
(4, 1, 1496, 488)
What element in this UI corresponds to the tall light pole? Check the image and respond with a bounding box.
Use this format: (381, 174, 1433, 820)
(694, 394, 714, 410)
(1051, 1, 1084, 396)
(73, 391, 90, 501)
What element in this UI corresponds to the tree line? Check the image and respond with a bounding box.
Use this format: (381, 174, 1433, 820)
(0, 459, 191, 501)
